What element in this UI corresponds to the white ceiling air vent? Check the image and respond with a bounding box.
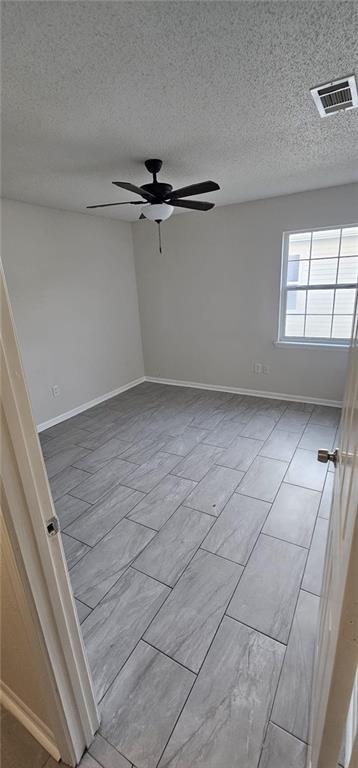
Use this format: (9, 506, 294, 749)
(310, 75, 358, 117)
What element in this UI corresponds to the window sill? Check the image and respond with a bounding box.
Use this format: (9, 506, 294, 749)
(274, 340, 350, 350)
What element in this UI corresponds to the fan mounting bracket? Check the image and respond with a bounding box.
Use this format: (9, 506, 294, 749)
(145, 158, 163, 176)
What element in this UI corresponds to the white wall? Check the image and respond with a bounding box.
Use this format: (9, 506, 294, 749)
(133, 183, 358, 403)
(2, 200, 144, 424)
(3, 185, 356, 421)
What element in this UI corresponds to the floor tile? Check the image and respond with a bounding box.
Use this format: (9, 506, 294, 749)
(276, 411, 310, 433)
(302, 516, 329, 595)
(145, 550, 242, 672)
(75, 598, 92, 624)
(238, 456, 288, 503)
(309, 405, 341, 428)
(156, 416, 195, 438)
(259, 429, 300, 462)
(44, 444, 91, 478)
(44, 421, 93, 443)
(256, 401, 286, 419)
(39, 430, 54, 445)
(115, 412, 163, 443)
(64, 411, 105, 432)
(285, 448, 328, 492)
(80, 404, 118, 423)
(55, 494, 91, 529)
(225, 400, 258, 422)
(70, 519, 155, 606)
(82, 568, 169, 701)
(128, 474, 196, 530)
(61, 532, 90, 569)
(318, 472, 334, 519)
(65, 485, 144, 546)
(41, 433, 84, 459)
(203, 417, 246, 448)
(73, 438, 130, 473)
(40, 383, 341, 768)
(76, 423, 129, 451)
(272, 590, 319, 742)
(218, 435, 263, 471)
(241, 413, 277, 441)
(173, 443, 223, 482)
(49, 465, 90, 501)
(184, 465, 243, 516)
(262, 483, 320, 548)
(124, 452, 180, 492)
(158, 617, 284, 768)
(258, 723, 307, 768)
(164, 427, 209, 456)
(191, 408, 226, 429)
(227, 534, 307, 643)
(78, 755, 102, 768)
(284, 401, 314, 413)
(100, 641, 194, 768)
(145, 408, 193, 437)
(70, 458, 137, 503)
(201, 493, 270, 564)
(0, 706, 50, 768)
(89, 733, 131, 768)
(133, 506, 213, 586)
(119, 435, 171, 465)
(298, 423, 337, 452)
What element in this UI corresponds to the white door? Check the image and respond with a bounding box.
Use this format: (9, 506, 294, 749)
(1, 268, 99, 765)
(309, 302, 358, 767)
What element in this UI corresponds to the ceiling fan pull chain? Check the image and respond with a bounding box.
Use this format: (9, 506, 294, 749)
(157, 221, 163, 254)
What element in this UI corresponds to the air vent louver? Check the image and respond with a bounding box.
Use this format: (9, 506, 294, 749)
(310, 75, 358, 117)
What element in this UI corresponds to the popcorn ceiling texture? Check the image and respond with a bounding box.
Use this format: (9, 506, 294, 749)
(2, 1, 358, 219)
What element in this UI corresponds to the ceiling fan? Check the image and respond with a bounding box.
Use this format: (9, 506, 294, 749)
(86, 159, 220, 252)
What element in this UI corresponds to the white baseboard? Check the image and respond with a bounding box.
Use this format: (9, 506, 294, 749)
(145, 376, 342, 408)
(37, 376, 146, 432)
(37, 373, 341, 432)
(0, 681, 61, 762)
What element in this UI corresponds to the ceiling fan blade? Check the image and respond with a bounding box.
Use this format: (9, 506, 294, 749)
(86, 201, 142, 209)
(171, 199, 215, 211)
(169, 180, 220, 199)
(112, 181, 156, 201)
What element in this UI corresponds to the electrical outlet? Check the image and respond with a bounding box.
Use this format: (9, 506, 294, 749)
(51, 385, 60, 398)
(254, 363, 270, 375)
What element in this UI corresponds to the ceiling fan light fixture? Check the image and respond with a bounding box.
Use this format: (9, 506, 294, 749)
(142, 202, 174, 222)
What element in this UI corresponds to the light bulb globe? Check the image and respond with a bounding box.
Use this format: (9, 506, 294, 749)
(142, 203, 174, 222)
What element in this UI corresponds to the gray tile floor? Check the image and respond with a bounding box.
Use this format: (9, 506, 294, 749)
(39, 382, 340, 768)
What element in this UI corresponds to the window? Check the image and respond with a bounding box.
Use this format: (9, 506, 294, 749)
(278, 225, 358, 346)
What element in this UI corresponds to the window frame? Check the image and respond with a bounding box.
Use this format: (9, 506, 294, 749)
(277, 224, 358, 349)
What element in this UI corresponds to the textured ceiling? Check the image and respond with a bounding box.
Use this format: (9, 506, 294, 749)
(2, 1, 358, 220)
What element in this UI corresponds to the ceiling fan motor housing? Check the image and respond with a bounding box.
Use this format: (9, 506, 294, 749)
(141, 182, 173, 200)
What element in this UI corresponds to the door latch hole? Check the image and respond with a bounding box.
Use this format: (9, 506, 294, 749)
(46, 516, 60, 536)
